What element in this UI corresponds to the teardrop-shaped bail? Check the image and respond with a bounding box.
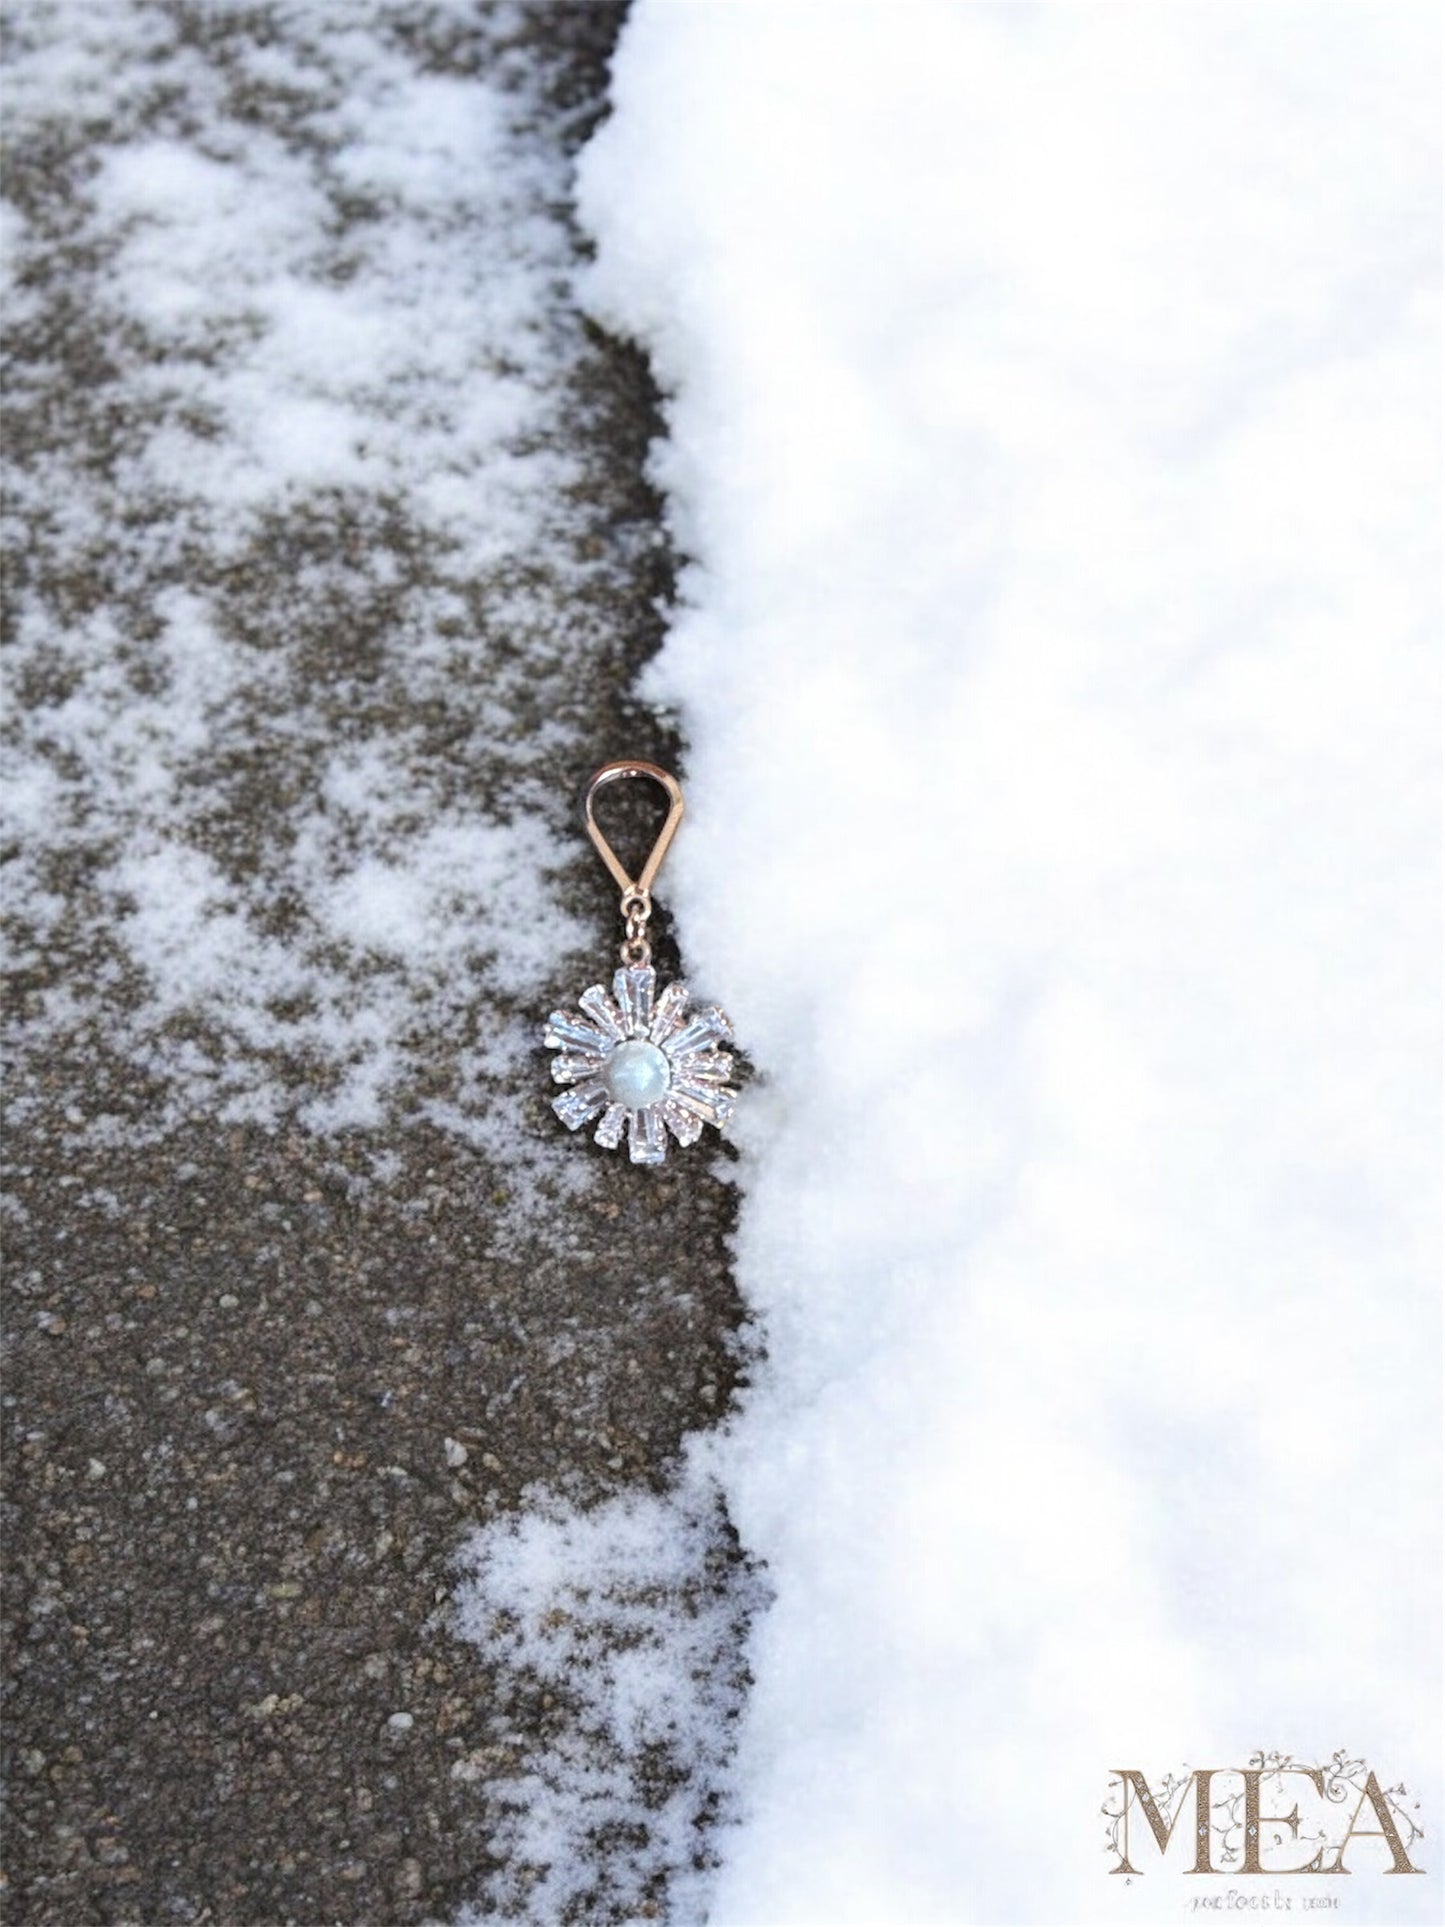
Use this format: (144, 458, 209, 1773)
(583, 760, 685, 898)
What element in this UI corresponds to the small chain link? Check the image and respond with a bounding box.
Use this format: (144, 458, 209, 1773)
(620, 888, 652, 967)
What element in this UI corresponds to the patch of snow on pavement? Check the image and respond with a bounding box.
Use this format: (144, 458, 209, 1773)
(563, 5, 1440, 1922)
(452, 1464, 765, 1926)
(2, 1, 619, 1163)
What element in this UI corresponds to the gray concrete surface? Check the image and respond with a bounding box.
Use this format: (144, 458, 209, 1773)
(1, 5, 748, 1921)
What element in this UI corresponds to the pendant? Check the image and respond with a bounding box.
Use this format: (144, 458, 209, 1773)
(542, 761, 738, 1165)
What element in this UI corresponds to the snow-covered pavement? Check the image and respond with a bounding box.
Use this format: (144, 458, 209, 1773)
(5, 0, 637, 1155)
(3, 6, 745, 1922)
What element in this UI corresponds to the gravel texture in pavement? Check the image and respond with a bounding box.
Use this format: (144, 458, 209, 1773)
(2, 5, 748, 1921)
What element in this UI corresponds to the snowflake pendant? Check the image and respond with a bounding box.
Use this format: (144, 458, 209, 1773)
(543, 964, 737, 1165)
(544, 759, 740, 1165)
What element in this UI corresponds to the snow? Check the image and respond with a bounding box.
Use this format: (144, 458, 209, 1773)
(462, 3, 1436, 1921)
(453, 1468, 765, 1925)
(1, 0, 617, 1174)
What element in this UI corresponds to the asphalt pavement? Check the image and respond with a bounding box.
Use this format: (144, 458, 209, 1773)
(2, 6, 747, 1921)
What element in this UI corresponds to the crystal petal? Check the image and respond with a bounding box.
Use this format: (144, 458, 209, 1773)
(670, 1078, 735, 1126)
(664, 1007, 734, 1058)
(578, 984, 624, 1041)
(595, 1103, 627, 1149)
(552, 1083, 607, 1131)
(550, 1052, 606, 1085)
(668, 1048, 734, 1084)
(613, 966, 655, 1037)
(660, 1098, 704, 1147)
(648, 981, 690, 1046)
(628, 1105, 666, 1165)
(543, 1010, 613, 1054)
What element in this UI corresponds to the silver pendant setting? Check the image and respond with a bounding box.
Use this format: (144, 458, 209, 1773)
(543, 964, 736, 1165)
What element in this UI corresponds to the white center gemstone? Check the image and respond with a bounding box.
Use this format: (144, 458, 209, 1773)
(603, 1039, 671, 1109)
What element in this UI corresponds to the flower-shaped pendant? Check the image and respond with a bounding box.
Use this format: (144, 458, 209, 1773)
(543, 964, 736, 1164)
(543, 759, 739, 1165)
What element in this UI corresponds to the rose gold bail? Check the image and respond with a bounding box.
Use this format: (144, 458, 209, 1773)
(583, 760, 685, 967)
